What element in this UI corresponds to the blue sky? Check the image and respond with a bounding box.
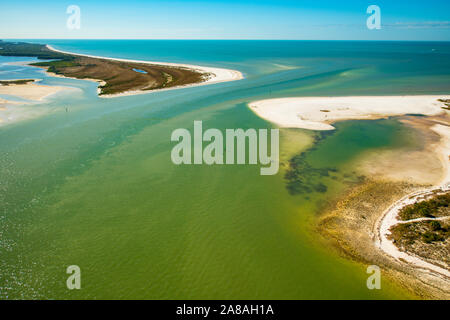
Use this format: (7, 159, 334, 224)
(1, 0, 449, 40)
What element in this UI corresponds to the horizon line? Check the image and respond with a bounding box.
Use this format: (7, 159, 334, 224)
(2, 38, 450, 42)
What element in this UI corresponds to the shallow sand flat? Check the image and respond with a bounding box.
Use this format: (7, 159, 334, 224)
(0, 82, 78, 127)
(249, 96, 450, 130)
(318, 120, 450, 297)
(431, 124, 450, 187)
(0, 97, 20, 107)
(47, 45, 244, 98)
(0, 81, 71, 101)
(0, 98, 7, 109)
(358, 117, 448, 186)
(0, 104, 3, 122)
(0, 104, 49, 127)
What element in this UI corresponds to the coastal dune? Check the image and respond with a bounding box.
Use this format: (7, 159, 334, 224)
(249, 96, 450, 131)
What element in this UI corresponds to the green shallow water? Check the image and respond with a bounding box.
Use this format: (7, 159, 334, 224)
(1, 106, 417, 299)
(1, 41, 449, 299)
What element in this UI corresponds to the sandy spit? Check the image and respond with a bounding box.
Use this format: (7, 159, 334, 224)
(46, 45, 244, 98)
(249, 96, 450, 131)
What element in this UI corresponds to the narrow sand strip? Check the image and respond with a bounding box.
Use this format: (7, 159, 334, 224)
(249, 96, 450, 130)
(46, 45, 244, 98)
(394, 216, 450, 225)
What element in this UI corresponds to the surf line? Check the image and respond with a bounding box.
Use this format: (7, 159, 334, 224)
(171, 120, 279, 175)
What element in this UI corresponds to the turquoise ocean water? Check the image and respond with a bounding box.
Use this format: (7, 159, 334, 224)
(0, 40, 449, 299)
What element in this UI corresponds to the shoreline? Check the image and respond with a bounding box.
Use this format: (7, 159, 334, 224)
(0, 79, 76, 102)
(249, 96, 450, 131)
(315, 114, 450, 298)
(375, 123, 450, 279)
(0, 79, 78, 126)
(45, 45, 244, 98)
(259, 95, 450, 296)
(0, 41, 244, 125)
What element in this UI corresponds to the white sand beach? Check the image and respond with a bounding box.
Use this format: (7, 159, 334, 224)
(0, 80, 70, 101)
(250, 94, 450, 280)
(249, 96, 450, 131)
(46, 45, 244, 98)
(0, 80, 78, 126)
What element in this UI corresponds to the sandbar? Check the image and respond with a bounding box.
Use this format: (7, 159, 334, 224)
(249, 96, 450, 131)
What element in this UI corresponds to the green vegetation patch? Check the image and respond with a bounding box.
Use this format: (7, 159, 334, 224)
(438, 99, 450, 110)
(0, 79, 35, 86)
(390, 192, 450, 252)
(31, 60, 80, 68)
(389, 220, 449, 245)
(0, 40, 67, 60)
(398, 192, 450, 220)
(31, 59, 81, 75)
(0, 40, 207, 96)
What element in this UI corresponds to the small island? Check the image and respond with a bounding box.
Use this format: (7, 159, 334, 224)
(0, 40, 242, 97)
